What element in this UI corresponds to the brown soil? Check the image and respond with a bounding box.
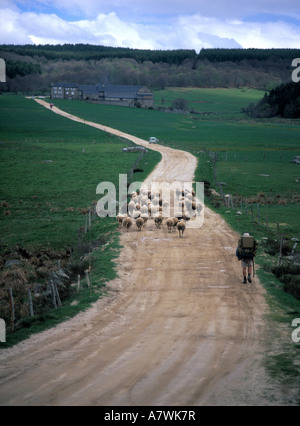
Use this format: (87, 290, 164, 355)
(0, 100, 296, 406)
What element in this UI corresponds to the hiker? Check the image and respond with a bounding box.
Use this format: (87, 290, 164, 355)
(236, 232, 258, 284)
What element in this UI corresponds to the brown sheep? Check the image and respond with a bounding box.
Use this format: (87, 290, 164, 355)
(166, 218, 174, 232)
(122, 217, 133, 232)
(154, 213, 163, 229)
(135, 217, 144, 231)
(141, 214, 149, 226)
(116, 213, 126, 226)
(171, 217, 179, 232)
(177, 220, 186, 238)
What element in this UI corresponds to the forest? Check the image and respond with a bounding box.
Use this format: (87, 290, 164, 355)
(0, 44, 299, 93)
(245, 81, 300, 118)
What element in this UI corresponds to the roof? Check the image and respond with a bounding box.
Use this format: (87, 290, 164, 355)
(51, 83, 152, 98)
(104, 85, 145, 99)
(51, 83, 78, 88)
(78, 84, 102, 94)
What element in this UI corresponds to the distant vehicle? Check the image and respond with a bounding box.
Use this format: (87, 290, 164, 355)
(149, 137, 159, 144)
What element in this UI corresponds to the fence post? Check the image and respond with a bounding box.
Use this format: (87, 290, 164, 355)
(50, 280, 57, 309)
(278, 234, 284, 266)
(77, 274, 81, 293)
(54, 284, 62, 308)
(85, 271, 91, 288)
(85, 214, 88, 234)
(291, 242, 298, 256)
(28, 288, 34, 317)
(8, 288, 15, 332)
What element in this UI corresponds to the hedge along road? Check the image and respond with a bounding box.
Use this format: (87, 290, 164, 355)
(0, 99, 290, 406)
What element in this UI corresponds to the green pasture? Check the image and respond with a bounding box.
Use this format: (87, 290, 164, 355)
(0, 95, 161, 250)
(153, 87, 264, 114)
(48, 89, 300, 206)
(0, 94, 161, 345)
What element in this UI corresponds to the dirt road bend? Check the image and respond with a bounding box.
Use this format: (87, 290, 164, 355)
(0, 99, 287, 405)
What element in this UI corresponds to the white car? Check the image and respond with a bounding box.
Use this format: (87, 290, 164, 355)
(149, 137, 159, 144)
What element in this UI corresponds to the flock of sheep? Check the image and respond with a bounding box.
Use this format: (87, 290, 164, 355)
(116, 187, 202, 238)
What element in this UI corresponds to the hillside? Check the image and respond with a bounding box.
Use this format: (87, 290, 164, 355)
(0, 45, 299, 93)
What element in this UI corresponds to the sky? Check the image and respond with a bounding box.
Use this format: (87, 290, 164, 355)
(0, 0, 300, 51)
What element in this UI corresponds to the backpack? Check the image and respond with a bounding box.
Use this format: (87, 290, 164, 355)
(237, 236, 257, 260)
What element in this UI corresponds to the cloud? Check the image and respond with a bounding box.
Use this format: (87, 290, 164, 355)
(14, 0, 300, 22)
(0, 6, 299, 50)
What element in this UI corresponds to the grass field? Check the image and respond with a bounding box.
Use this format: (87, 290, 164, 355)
(48, 88, 300, 223)
(0, 95, 161, 249)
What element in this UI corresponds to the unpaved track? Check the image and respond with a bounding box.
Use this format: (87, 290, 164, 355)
(0, 100, 286, 405)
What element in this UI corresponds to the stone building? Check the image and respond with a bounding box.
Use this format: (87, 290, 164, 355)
(50, 83, 153, 107)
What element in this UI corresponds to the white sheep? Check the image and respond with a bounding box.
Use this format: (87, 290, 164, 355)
(116, 213, 126, 226)
(140, 205, 149, 215)
(177, 220, 186, 238)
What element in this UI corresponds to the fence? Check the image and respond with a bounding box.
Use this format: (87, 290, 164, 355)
(2, 141, 149, 334)
(196, 148, 299, 267)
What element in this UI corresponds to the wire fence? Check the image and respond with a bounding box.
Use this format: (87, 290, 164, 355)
(2, 142, 149, 334)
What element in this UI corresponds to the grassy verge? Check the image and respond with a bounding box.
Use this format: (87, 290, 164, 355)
(0, 95, 161, 347)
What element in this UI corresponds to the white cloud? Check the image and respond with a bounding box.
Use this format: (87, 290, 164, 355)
(14, 0, 300, 21)
(0, 6, 299, 50)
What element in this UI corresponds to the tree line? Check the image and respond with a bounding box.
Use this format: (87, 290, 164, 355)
(2, 44, 299, 64)
(199, 48, 300, 62)
(0, 45, 298, 94)
(6, 59, 41, 79)
(0, 44, 197, 66)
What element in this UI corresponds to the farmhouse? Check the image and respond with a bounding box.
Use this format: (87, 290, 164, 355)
(50, 83, 153, 107)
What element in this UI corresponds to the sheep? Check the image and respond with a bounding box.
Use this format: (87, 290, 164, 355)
(152, 196, 160, 206)
(135, 217, 144, 231)
(166, 218, 174, 233)
(131, 209, 141, 219)
(140, 205, 149, 215)
(116, 213, 126, 226)
(140, 195, 148, 206)
(128, 200, 135, 214)
(141, 214, 149, 226)
(122, 217, 133, 232)
(177, 220, 186, 238)
(182, 213, 191, 222)
(171, 217, 179, 231)
(154, 213, 163, 229)
(174, 211, 184, 221)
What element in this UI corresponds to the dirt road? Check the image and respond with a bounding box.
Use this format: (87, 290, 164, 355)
(0, 100, 290, 405)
